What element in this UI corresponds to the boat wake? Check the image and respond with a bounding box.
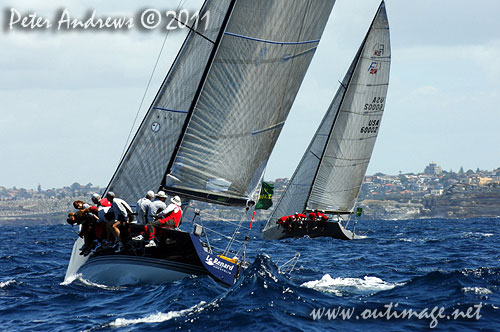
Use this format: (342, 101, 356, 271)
(60, 273, 124, 290)
(301, 274, 402, 297)
(107, 301, 207, 328)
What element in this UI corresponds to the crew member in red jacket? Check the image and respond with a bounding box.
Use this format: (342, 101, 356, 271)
(134, 196, 183, 248)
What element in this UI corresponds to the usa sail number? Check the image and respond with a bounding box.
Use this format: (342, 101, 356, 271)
(360, 97, 384, 134)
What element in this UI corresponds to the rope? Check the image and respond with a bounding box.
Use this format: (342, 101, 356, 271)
(202, 225, 243, 244)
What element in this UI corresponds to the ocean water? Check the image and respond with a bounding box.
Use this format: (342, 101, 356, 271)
(0, 217, 499, 331)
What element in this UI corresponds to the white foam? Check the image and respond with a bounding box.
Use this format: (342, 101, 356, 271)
(400, 238, 414, 242)
(60, 273, 124, 290)
(0, 279, 16, 288)
(108, 301, 207, 328)
(301, 274, 401, 296)
(464, 232, 495, 238)
(462, 287, 492, 295)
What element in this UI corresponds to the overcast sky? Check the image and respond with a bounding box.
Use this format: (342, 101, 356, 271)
(1, 0, 499, 189)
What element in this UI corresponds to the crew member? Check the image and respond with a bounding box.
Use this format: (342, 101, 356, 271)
(106, 191, 134, 252)
(134, 196, 183, 248)
(136, 191, 154, 225)
(147, 191, 168, 221)
(91, 193, 112, 207)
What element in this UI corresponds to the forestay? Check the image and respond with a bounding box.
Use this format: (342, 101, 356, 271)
(165, 0, 336, 206)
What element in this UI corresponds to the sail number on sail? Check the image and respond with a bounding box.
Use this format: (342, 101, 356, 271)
(360, 120, 380, 134)
(363, 96, 385, 111)
(360, 97, 385, 134)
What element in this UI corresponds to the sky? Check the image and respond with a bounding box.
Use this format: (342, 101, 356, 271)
(1, 0, 500, 189)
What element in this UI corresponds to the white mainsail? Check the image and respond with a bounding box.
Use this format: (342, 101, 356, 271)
(164, 0, 337, 206)
(106, 0, 337, 206)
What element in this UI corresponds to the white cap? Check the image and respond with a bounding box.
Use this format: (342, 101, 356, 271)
(146, 191, 155, 199)
(156, 191, 167, 199)
(171, 195, 181, 206)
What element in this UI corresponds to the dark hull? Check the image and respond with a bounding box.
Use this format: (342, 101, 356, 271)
(263, 221, 366, 240)
(66, 228, 241, 286)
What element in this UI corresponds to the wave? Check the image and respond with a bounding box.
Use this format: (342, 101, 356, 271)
(108, 301, 207, 328)
(60, 273, 124, 290)
(301, 274, 402, 296)
(398, 237, 440, 243)
(463, 232, 495, 238)
(462, 287, 493, 295)
(0, 279, 16, 288)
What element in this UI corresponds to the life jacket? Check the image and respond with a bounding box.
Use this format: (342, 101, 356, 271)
(99, 198, 112, 207)
(159, 206, 183, 228)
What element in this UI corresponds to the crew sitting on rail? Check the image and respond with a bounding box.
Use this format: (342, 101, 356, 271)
(133, 195, 183, 248)
(67, 203, 99, 256)
(91, 193, 112, 207)
(278, 210, 329, 233)
(87, 204, 115, 250)
(316, 211, 328, 230)
(73, 200, 90, 210)
(106, 192, 135, 253)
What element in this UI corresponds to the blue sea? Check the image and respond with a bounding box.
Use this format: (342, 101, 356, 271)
(0, 217, 499, 331)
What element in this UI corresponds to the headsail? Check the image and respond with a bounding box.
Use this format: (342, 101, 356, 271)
(163, 0, 336, 206)
(265, 55, 358, 225)
(265, 1, 391, 229)
(105, 1, 232, 203)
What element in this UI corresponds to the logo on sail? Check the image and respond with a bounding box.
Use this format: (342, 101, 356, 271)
(151, 122, 160, 132)
(373, 43, 385, 56)
(368, 61, 380, 75)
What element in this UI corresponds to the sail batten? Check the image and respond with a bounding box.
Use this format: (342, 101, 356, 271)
(224, 32, 320, 45)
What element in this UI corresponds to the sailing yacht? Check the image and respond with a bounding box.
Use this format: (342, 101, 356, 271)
(65, 0, 336, 286)
(263, 1, 391, 241)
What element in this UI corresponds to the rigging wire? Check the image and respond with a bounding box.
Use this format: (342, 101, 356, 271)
(119, 0, 187, 159)
(223, 208, 251, 256)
